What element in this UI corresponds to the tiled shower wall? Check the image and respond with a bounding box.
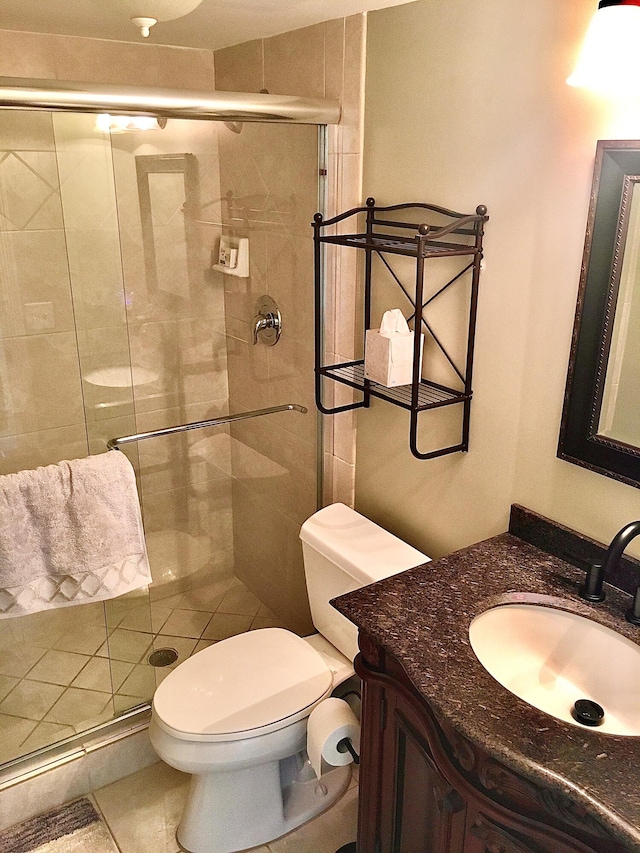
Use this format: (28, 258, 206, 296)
(214, 17, 365, 634)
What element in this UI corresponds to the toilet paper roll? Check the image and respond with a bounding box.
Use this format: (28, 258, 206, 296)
(307, 697, 360, 779)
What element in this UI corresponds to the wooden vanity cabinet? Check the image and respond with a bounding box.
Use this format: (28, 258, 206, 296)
(355, 632, 628, 853)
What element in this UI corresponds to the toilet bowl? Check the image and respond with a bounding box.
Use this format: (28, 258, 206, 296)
(150, 503, 429, 853)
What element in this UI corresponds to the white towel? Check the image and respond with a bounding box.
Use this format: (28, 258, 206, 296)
(0, 452, 152, 618)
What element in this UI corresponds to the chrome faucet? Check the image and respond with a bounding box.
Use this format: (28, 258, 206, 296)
(602, 521, 640, 625)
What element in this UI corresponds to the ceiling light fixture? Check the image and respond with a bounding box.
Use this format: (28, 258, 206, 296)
(568, 0, 640, 94)
(93, 0, 204, 39)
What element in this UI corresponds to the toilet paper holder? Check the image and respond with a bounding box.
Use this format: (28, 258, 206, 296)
(337, 737, 359, 765)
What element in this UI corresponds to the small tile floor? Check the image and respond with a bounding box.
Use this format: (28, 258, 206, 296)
(0, 576, 291, 765)
(87, 760, 358, 853)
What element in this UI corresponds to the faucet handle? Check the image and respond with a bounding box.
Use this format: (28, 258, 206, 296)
(251, 295, 281, 346)
(578, 562, 605, 603)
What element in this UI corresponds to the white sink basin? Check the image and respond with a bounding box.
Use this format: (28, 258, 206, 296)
(469, 604, 640, 736)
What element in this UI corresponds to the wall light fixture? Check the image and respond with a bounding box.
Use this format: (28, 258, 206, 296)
(568, 0, 640, 94)
(95, 115, 167, 132)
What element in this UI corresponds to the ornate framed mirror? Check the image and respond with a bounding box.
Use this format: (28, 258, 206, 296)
(559, 140, 640, 488)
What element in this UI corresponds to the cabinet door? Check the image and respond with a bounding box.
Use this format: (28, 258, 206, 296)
(463, 806, 597, 853)
(378, 683, 467, 853)
(356, 649, 611, 853)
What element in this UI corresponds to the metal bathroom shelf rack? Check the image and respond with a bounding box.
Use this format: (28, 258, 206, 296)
(313, 198, 488, 460)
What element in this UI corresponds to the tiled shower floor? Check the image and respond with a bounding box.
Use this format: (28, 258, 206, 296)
(0, 576, 289, 765)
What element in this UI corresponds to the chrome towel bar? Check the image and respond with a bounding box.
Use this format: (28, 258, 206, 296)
(107, 403, 307, 450)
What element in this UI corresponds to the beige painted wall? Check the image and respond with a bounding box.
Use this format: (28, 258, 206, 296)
(357, 0, 640, 560)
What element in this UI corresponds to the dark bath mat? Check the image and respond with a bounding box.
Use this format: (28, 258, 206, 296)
(0, 797, 118, 853)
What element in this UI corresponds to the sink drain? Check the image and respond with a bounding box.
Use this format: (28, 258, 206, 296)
(572, 699, 605, 727)
(148, 647, 179, 667)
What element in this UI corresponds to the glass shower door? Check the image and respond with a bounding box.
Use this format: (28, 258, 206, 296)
(0, 109, 323, 770)
(0, 109, 128, 764)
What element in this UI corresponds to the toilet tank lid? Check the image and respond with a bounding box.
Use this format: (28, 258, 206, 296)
(300, 503, 429, 585)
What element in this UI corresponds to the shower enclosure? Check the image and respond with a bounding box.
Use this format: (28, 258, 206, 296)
(0, 92, 329, 770)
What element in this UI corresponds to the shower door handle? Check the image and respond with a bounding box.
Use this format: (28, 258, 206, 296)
(252, 295, 281, 346)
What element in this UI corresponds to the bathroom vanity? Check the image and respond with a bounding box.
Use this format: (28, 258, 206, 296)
(332, 510, 640, 853)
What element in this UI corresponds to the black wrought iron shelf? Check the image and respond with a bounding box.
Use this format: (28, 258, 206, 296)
(320, 362, 469, 412)
(318, 233, 481, 259)
(313, 198, 488, 460)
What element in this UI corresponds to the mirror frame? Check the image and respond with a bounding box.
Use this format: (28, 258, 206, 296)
(559, 140, 640, 488)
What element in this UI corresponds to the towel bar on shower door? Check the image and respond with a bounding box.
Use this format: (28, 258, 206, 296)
(107, 403, 307, 450)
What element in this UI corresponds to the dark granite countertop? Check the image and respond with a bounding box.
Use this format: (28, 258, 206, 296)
(332, 532, 640, 851)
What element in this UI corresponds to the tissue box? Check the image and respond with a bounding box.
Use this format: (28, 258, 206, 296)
(364, 325, 424, 387)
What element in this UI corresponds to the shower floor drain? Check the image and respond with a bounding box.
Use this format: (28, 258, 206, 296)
(148, 648, 179, 667)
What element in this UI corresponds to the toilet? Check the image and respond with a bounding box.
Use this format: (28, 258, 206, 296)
(149, 503, 429, 853)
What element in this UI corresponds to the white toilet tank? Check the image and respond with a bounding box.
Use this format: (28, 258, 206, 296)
(300, 503, 429, 662)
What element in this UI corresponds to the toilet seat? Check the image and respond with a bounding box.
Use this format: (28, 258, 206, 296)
(152, 628, 333, 743)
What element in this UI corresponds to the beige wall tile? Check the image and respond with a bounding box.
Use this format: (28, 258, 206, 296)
(231, 479, 313, 636)
(0, 425, 88, 475)
(230, 417, 316, 526)
(337, 153, 363, 213)
(65, 227, 127, 331)
(333, 410, 357, 466)
(0, 331, 85, 435)
(225, 318, 271, 411)
(266, 338, 316, 443)
(0, 753, 92, 832)
(325, 19, 345, 102)
(0, 110, 56, 152)
(53, 115, 119, 231)
(340, 15, 366, 155)
(85, 729, 159, 791)
(0, 151, 62, 232)
(322, 450, 335, 506)
(334, 244, 360, 362)
(266, 233, 315, 345)
(77, 326, 136, 424)
(126, 319, 227, 414)
(332, 456, 355, 507)
(0, 30, 57, 79)
(86, 414, 137, 457)
(0, 230, 75, 338)
(53, 36, 160, 87)
(264, 23, 325, 99)
(157, 46, 215, 91)
(214, 40, 264, 93)
(134, 404, 232, 496)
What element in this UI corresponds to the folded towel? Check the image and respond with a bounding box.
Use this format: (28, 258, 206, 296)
(0, 452, 152, 617)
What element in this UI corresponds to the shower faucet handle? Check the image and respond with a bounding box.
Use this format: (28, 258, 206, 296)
(252, 296, 281, 346)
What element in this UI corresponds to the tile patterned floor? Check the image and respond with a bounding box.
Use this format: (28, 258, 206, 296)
(0, 576, 290, 765)
(89, 760, 359, 853)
